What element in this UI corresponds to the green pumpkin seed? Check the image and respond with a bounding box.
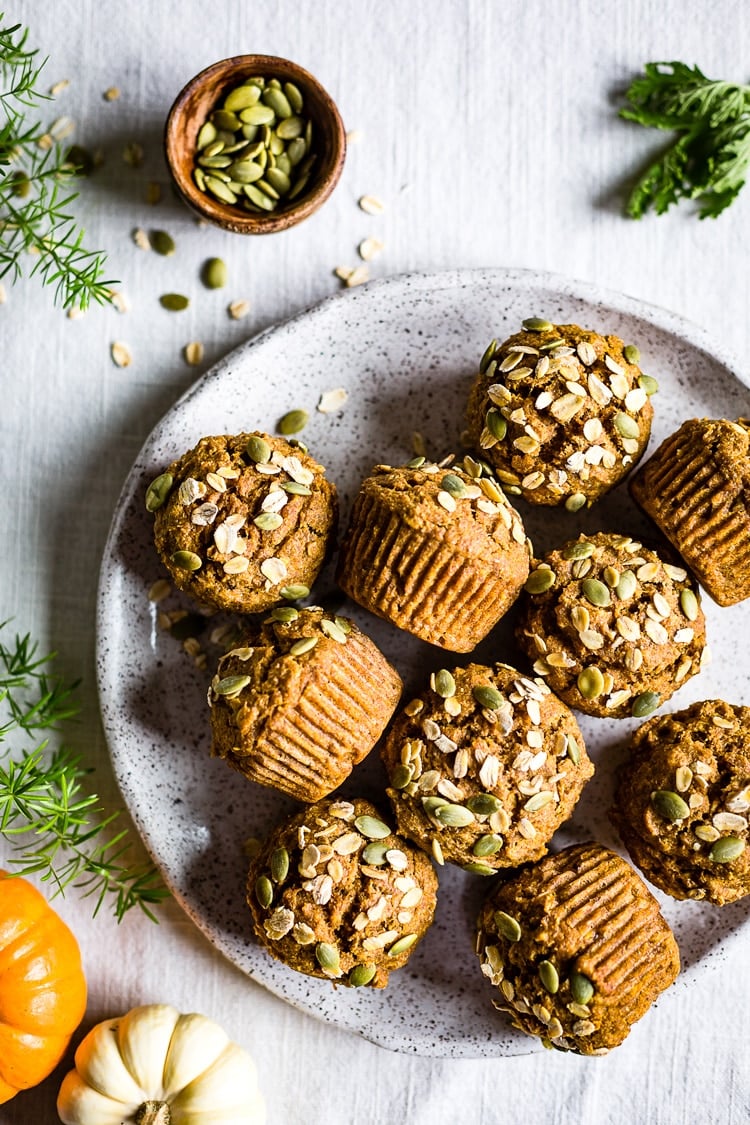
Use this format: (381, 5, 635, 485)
(562, 540, 595, 560)
(522, 317, 553, 332)
(145, 472, 173, 512)
(287, 136, 307, 165)
(205, 176, 238, 204)
(275, 152, 292, 176)
(254, 512, 283, 531)
(616, 570, 638, 600)
(433, 803, 475, 828)
(567, 735, 581, 765)
(228, 159, 265, 183)
(269, 606, 299, 622)
(361, 842, 389, 865)
(198, 154, 232, 169)
(244, 183, 276, 210)
(265, 166, 291, 194)
(577, 667, 604, 700)
(651, 790, 690, 822)
(270, 847, 290, 883)
(709, 836, 745, 863)
(614, 412, 640, 440)
(472, 833, 503, 857)
(494, 910, 521, 942)
(151, 230, 175, 256)
(212, 109, 241, 131)
(466, 794, 503, 816)
(197, 121, 218, 149)
(464, 861, 496, 875)
(623, 344, 640, 364)
(539, 960, 559, 994)
(441, 473, 468, 499)
(202, 257, 227, 289)
(473, 684, 504, 711)
(479, 339, 498, 373)
(256, 177, 280, 201)
(262, 86, 293, 118)
(524, 567, 555, 594)
(349, 964, 377, 987)
(280, 481, 312, 496)
(202, 140, 225, 158)
(391, 764, 413, 789)
(193, 167, 207, 191)
(240, 103, 276, 126)
(639, 374, 659, 395)
(582, 578, 611, 607)
(422, 796, 450, 815)
(284, 81, 304, 113)
(160, 293, 190, 312)
(171, 550, 202, 571)
(387, 933, 418, 957)
(632, 691, 661, 718)
(287, 171, 311, 201)
(241, 123, 260, 141)
(680, 588, 699, 622)
(485, 408, 508, 440)
(255, 875, 273, 908)
(569, 970, 594, 1005)
(290, 636, 318, 656)
(278, 408, 309, 434)
(354, 815, 391, 840)
(224, 84, 262, 111)
(565, 492, 587, 512)
(434, 668, 456, 698)
(315, 942, 340, 973)
(320, 618, 348, 643)
(277, 114, 304, 139)
(280, 584, 310, 600)
(214, 674, 251, 696)
(246, 435, 272, 463)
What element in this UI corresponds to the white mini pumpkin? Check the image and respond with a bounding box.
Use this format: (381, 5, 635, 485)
(57, 1004, 265, 1125)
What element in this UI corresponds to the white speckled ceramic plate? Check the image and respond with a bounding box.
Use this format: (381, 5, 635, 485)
(98, 268, 750, 1058)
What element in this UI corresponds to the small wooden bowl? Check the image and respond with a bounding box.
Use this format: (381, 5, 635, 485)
(165, 55, 346, 234)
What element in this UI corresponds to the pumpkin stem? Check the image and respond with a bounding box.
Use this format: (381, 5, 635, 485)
(135, 1101, 172, 1125)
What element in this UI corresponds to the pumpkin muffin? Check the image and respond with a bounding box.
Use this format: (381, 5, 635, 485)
(337, 455, 531, 653)
(247, 797, 438, 988)
(382, 663, 593, 873)
(465, 320, 655, 508)
(476, 843, 680, 1055)
(517, 532, 708, 719)
(148, 432, 337, 613)
(209, 607, 402, 803)
(630, 418, 750, 606)
(612, 699, 750, 905)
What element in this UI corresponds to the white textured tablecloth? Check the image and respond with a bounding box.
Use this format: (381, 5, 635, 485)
(3, 1, 750, 1122)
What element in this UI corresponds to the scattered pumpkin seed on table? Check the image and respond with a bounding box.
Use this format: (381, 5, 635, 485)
(192, 75, 317, 213)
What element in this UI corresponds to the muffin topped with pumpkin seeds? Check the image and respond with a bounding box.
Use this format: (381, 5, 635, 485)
(247, 797, 438, 988)
(475, 843, 680, 1055)
(465, 320, 655, 508)
(612, 699, 750, 905)
(209, 607, 402, 803)
(337, 455, 531, 653)
(381, 662, 592, 872)
(517, 532, 708, 719)
(148, 432, 337, 614)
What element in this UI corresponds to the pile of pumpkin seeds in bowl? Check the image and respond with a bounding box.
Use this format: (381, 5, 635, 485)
(194, 76, 316, 213)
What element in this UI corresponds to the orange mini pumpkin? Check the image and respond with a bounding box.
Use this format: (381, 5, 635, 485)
(0, 871, 87, 1104)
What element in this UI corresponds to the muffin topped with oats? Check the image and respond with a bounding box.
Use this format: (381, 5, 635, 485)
(147, 431, 337, 613)
(465, 320, 655, 508)
(612, 699, 750, 905)
(209, 606, 402, 803)
(381, 662, 593, 872)
(336, 455, 531, 653)
(247, 797, 438, 988)
(517, 532, 708, 719)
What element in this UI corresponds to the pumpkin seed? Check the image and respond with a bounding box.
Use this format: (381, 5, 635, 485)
(214, 675, 251, 696)
(202, 257, 227, 289)
(562, 541, 595, 560)
(387, 933, 418, 957)
(433, 669, 456, 698)
(473, 684, 504, 711)
(569, 970, 594, 1005)
(213, 109, 241, 130)
(494, 910, 522, 942)
(582, 578, 611, 607)
(171, 550, 202, 571)
(145, 472, 173, 512)
(240, 104, 275, 126)
(270, 847, 290, 883)
(290, 636, 318, 656)
(255, 875, 273, 908)
(433, 803, 475, 828)
(614, 412, 640, 439)
(197, 121, 218, 148)
(159, 293, 190, 311)
(320, 618, 348, 644)
(287, 171, 311, 200)
(254, 512, 283, 530)
(616, 570, 638, 600)
(266, 166, 291, 194)
(464, 862, 496, 875)
(349, 964, 377, 987)
(577, 667, 604, 699)
(280, 482, 312, 496)
(623, 344, 640, 364)
(567, 735, 581, 765)
(466, 794, 503, 816)
(229, 159, 265, 183)
(224, 84, 262, 111)
(269, 606, 299, 622)
(315, 942, 340, 973)
(525, 567, 556, 594)
(278, 409, 308, 435)
(709, 836, 745, 863)
(354, 815, 391, 840)
(485, 408, 507, 440)
(280, 584, 310, 600)
(639, 374, 659, 395)
(539, 960, 559, 994)
(680, 588, 699, 622)
(151, 229, 175, 255)
(651, 790, 690, 822)
(522, 317, 553, 331)
(391, 764, 413, 789)
(262, 87, 293, 118)
(479, 339, 497, 373)
(565, 492, 587, 512)
(246, 435, 272, 463)
(361, 842, 389, 865)
(441, 473, 468, 499)
(206, 176, 238, 204)
(632, 691, 661, 718)
(244, 182, 275, 210)
(473, 833, 503, 856)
